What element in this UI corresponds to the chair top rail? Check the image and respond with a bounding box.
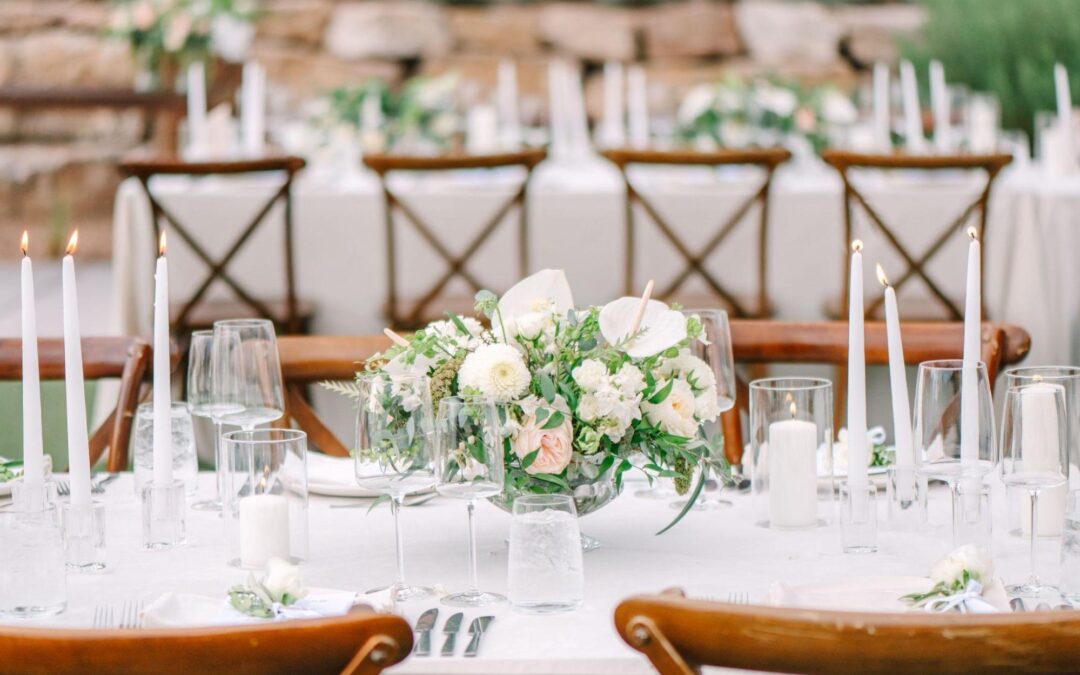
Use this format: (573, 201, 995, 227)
(119, 156, 307, 178)
(0, 86, 186, 111)
(278, 335, 393, 382)
(362, 149, 548, 174)
(0, 337, 153, 380)
(602, 147, 792, 169)
(821, 150, 1014, 173)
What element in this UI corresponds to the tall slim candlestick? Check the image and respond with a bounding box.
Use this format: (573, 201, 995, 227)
(960, 228, 980, 468)
(847, 240, 868, 490)
(599, 61, 626, 149)
(873, 62, 891, 151)
(61, 231, 91, 508)
(627, 66, 649, 150)
(20, 232, 44, 492)
(153, 231, 174, 488)
(929, 61, 950, 152)
(877, 264, 913, 500)
(900, 60, 925, 153)
(1054, 63, 1077, 173)
(497, 60, 521, 149)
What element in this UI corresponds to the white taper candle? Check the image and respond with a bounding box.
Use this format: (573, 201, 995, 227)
(153, 232, 174, 488)
(20, 232, 44, 491)
(847, 240, 868, 489)
(61, 232, 92, 508)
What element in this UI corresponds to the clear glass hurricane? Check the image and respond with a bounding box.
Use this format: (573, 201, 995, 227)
(187, 330, 242, 511)
(434, 396, 506, 607)
(1000, 383, 1069, 600)
(211, 319, 285, 432)
(356, 372, 436, 602)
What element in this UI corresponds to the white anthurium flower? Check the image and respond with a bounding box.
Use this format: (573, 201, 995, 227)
(498, 268, 575, 322)
(262, 557, 308, 604)
(599, 297, 687, 358)
(930, 545, 994, 587)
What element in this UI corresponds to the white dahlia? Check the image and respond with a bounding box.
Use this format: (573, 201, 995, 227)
(458, 344, 530, 403)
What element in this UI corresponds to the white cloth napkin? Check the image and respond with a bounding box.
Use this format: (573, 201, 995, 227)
(767, 575, 1011, 613)
(306, 453, 357, 487)
(141, 587, 392, 628)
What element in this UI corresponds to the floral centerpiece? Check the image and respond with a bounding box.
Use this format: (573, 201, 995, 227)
(334, 270, 727, 532)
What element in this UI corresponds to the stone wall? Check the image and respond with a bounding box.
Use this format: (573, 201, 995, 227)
(0, 0, 925, 259)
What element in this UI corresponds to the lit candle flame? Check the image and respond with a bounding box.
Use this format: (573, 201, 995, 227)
(65, 230, 79, 256)
(158, 230, 167, 257)
(876, 263, 889, 288)
(789, 401, 797, 418)
(851, 239, 863, 253)
(967, 226, 978, 241)
(20, 231, 28, 257)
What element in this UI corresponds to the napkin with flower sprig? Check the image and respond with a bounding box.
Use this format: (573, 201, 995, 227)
(142, 558, 393, 628)
(769, 546, 1009, 613)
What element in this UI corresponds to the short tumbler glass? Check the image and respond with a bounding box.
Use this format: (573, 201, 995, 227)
(0, 507, 67, 618)
(508, 494, 584, 614)
(1063, 490, 1080, 605)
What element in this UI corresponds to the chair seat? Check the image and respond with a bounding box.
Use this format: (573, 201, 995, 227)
(664, 291, 774, 320)
(173, 297, 317, 333)
(387, 295, 484, 331)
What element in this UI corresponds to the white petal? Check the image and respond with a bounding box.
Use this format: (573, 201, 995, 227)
(599, 297, 687, 358)
(498, 269, 575, 320)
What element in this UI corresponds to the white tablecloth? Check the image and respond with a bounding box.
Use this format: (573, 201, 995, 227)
(2, 473, 1060, 674)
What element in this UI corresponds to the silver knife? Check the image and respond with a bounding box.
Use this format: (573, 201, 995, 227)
(440, 612, 464, 656)
(463, 616, 493, 658)
(413, 608, 439, 656)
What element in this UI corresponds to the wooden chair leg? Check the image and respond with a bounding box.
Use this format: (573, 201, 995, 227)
(286, 384, 350, 456)
(339, 635, 402, 675)
(623, 616, 698, 675)
(833, 363, 847, 436)
(721, 407, 742, 466)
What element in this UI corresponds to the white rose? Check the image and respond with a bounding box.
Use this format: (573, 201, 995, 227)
(694, 390, 721, 423)
(458, 344, 530, 403)
(577, 394, 601, 422)
(642, 378, 699, 438)
(614, 363, 646, 396)
(514, 311, 548, 340)
(930, 545, 994, 587)
(678, 85, 715, 125)
(262, 557, 307, 604)
(572, 359, 608, 392)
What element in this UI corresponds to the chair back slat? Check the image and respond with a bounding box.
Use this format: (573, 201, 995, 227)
(363, 150, 547, 329)
(602, 147, 791, 318)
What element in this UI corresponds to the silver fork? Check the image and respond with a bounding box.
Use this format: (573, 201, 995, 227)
(92, 605, 114, 629)
(726, 592, 750, 605)
(118, 600, 143, 629)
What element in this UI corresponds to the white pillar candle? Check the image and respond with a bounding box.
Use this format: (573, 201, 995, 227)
(19, 232, 44, 492)
(968, 95, 998, 154)
(847, 241, 869, 490)
(960, 228, 980, 468)
(241, 61, 266, 157)
(873, 62, 891, 152)
(547, 61, 569, 158)
(877, 265, 914, 500)
(599, 61, 626, 149)
(900, 60, 925, 153)
(1054, 63, 1076, 171)
(627, 66, 649, 150)
(564, 64, 591, 158)
(497, 60, 522, 150)
(61, 232, 91, 508)
(153, 232, 174, 489)
(1019, 383, 1067, 536)
(239, 493, 291, 568)
(768, 409, 819, 529)
(930, 61, 951, 152)
(466, 104, 499, 155)
(186, 62, 207, 155)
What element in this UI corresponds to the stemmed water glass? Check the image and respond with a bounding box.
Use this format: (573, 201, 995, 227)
(187, 330, 243, 511)
(914, 359, 998, 545)
(211, 319, 286, 432)
(356, 372, 436, 602)
(1000, 383, 1069, 600)
(670, 309, 737, 510)
(434, 396, 506, 607)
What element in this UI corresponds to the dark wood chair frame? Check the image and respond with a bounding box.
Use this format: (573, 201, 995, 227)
(820, 151, 1013, 320)
(0, 337, 154, 472)
(362, 149, 548, 330)
(602, 148, 792, 317)
(118, 157, 309, 334)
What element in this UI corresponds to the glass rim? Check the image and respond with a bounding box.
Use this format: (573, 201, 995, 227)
(136, 401, 192, 413)
(749, 377, 831, 393)
(213, 318, 275, 329)
(359, 370, 430, 383)
(679, 308, 729, 318)
(221, 428, 307, 445)
(513, 493, 574, 509)
(1003, 365, 1080, 381)
(917, 359, 987, 372)
(190, 329, 213, 338)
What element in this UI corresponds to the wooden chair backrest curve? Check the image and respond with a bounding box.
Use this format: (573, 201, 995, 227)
(615, 593, 1080, 675)
(602, 147, 791, 318)
(720, 320, 1030, 465)
(118, 156, 308, 333)
(0, 608, 412, 675)
(820, 150, 1013, 320)
(0, 337, 154, 472)
(362, 149, 548, 330)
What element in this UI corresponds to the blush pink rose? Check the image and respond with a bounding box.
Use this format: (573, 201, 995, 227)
(513, 414, 573, 475)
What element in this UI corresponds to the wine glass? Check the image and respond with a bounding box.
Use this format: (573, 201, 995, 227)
(913, 359, 998, 543)
(211, 319, 285, 431)
(434, 396, 506, 607)
(187, 330, 243, 511)
(669, 309, 737, 510)
(356, 371, 436, 602)
(1000, 383, 1069, 600)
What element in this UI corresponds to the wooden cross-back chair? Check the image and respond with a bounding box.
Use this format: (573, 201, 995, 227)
(0, 337, 154, 472)
(820, 151, 1013, 320)
(362, 149, 548, 330)
(615, 592, 1080, 675)
(720, 320, 1030, 465)
(0, 607, 412, 675)
(602, 148, 791, 318)
(118, 156, 312, 335)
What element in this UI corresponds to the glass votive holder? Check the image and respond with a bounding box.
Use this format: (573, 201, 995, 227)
(749, 378, 834, 530)
(133, 402, 199, 497)
(1062, 490, 1080, 604)
(59, 501, 106, 572)
(954, 479, 992, 551)
(11, 479, 58, 513)
(840, 482, 878, 554)
(221, 429, 309, 569)
(141, 479, 187, 550)
(508, 494, 584, 614)
(0, 506, 66, 618)
(886, 465, 928, 529)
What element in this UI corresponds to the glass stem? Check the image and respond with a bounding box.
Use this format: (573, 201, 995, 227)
(948, 480, 959, 548)
(1029, 489, 1040, 584)
(212, 421, 223, 501)
(391, 495, 407, 590)
(466, 499, 479, 595)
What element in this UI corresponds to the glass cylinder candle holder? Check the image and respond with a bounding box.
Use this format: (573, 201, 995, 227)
(141, 480, 187, 550)
(886, 465, 928, 530)
(750, 378, 834, 530)
(59, 501, 106, 572)
(840, 482, 878, 554)
(222, 429, 309, 569)
(954, 480, 992, 551)
(11, 480, 57, 513)
(0, 506, 66, 618)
